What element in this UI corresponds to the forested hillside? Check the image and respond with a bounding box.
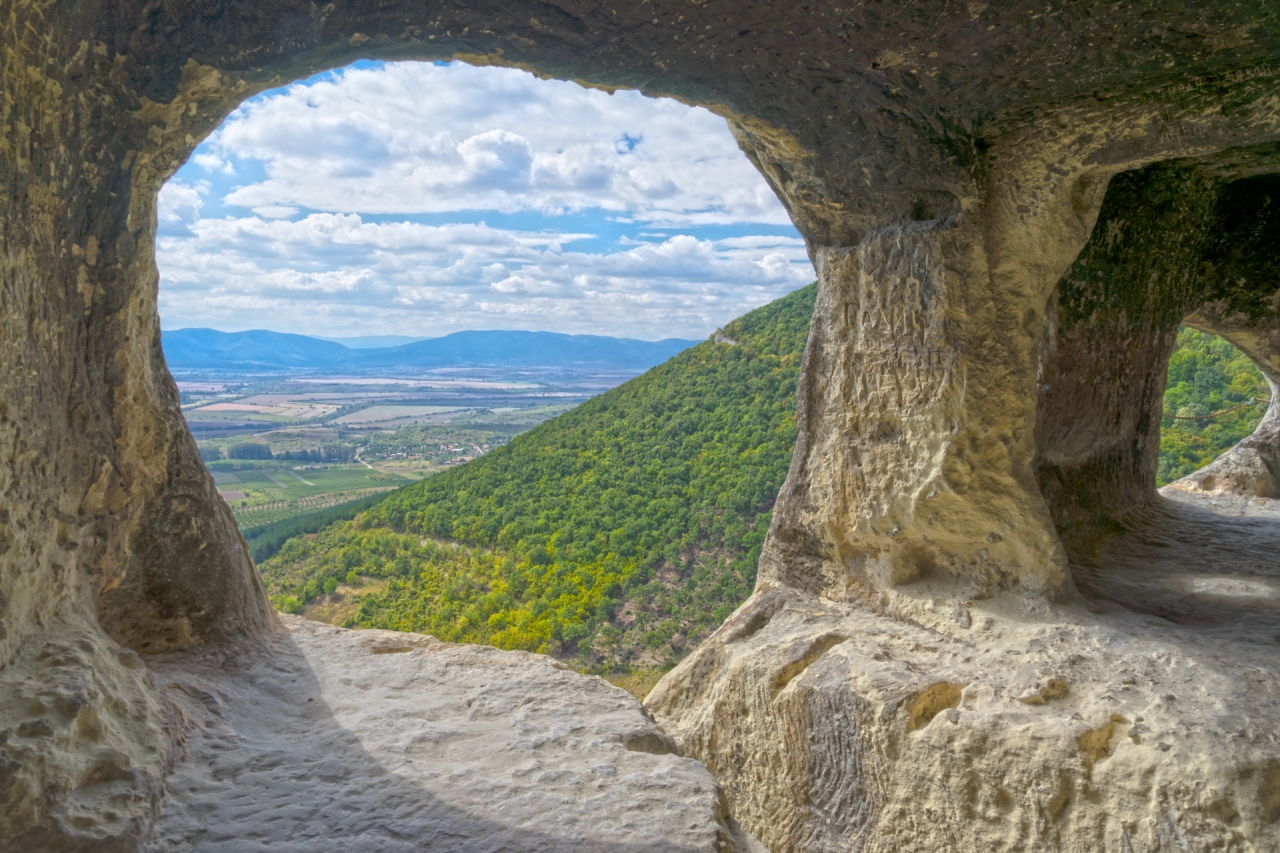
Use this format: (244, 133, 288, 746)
(259, 283, 817, 667)
(1158, 328, 1270, 484)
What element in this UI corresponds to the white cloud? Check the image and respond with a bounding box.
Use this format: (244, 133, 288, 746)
(157, 213, 811, 338)
(158, 61, 815, 339)
(252, 205, 299, 219)
(157, 179, 207, 224)
(192, 153, 235, 174)
(199, 62, 792, 225)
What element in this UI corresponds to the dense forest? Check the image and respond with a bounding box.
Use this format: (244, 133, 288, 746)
(259, 283, 816, 667)
(1158, 328, 1271, 485)
(258, 290, 1270, 670)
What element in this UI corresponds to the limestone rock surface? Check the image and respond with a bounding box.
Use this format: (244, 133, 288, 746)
(649, 491, 1280, 853)
(5, 0, 1280, 849)
(141, 616, 762, 853)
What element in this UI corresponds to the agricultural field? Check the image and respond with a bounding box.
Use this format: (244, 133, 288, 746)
(208, 463, 409, 528)
(181, 367, 643, 532)
(331, 405, 465, 426)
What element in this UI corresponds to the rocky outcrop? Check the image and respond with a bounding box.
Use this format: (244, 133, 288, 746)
(650, 489, 1280, 853)
(4, 0, 1280, 849)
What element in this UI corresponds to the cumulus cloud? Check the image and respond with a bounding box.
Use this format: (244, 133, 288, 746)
(157, 180, 207, 224)
(157, 213, 811, 338)
(157, 61, 814, 339)
(196, 61, 792, 225)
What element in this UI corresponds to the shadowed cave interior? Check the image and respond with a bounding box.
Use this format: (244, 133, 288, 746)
(1035, 158, 1280, 638)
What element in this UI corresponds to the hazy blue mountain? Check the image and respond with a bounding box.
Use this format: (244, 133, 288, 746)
(162, 328, 698, 371)
(163, 328, 353, 368)
(313, 335, 431, 349)
(355, 331, 698, 369)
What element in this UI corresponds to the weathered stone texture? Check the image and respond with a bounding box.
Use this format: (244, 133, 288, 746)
(143, 617, 764, 853)
(651, 514, 1280, 852)
(3, 0, 1280, 849)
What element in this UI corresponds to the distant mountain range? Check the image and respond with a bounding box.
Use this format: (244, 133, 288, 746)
(313, 335, 431, 349)
(162, 328, 700, 371)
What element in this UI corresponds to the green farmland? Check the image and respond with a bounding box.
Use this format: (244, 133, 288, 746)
(211, 464, 411, 530)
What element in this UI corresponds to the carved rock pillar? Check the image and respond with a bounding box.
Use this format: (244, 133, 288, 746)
(758, 169, 1101, 601)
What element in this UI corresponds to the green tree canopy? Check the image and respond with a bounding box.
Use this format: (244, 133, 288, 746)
(1158, 328, 1270, 485)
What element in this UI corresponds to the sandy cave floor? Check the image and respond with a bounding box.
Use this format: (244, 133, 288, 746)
(1076, 488, 1280, 647)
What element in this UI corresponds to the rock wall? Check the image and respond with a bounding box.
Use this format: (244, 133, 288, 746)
(649, 558, 1280, 853)
(756, 136, 1280, 609)
(1, 10, 274, 847)
(3, 0, 1280, 849)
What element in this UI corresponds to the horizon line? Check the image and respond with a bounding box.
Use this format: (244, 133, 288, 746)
(160, 327, 706, 344)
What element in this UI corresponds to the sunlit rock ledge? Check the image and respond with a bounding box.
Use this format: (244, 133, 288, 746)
(134, 616, 764, 852)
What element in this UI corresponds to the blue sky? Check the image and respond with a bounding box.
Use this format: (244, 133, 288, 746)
(156, 61, 814, 341)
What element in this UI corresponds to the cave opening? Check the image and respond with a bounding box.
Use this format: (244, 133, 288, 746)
(101, 57, 815, 651)
(1033, 158, 1280, 629)
(1158, 326, 1274, 487)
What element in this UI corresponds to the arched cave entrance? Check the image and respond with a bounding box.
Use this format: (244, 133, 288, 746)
(5, 4, 1280, 851)
(150, 58, 812, 566)
(1032, 160, 1280, 636)
(150, 57, 814, 636)
(1158, 327, 1274, 490)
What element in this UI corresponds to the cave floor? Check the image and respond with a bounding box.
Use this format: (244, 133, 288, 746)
(1073, 490, 1280, 647)
(140, 617, 757, 853)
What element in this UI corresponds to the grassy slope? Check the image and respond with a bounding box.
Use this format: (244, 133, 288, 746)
(259, 283, 816, 666)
